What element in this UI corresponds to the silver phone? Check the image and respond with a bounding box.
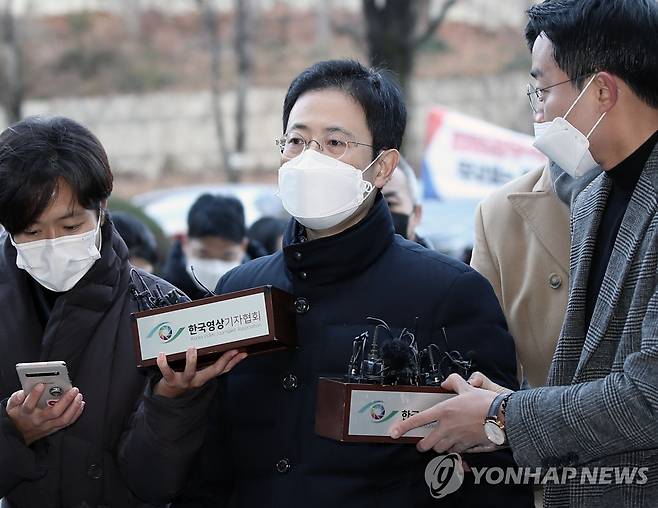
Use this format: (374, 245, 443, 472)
(15, 361, 73, 409)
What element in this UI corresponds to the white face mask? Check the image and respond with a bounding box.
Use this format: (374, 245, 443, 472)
(186, 256, 240, 291)
(11, 215, 103, 292)
(533, 120, 551, 139)
(278, 149, 380, 231)
(533, 74, 607, 179)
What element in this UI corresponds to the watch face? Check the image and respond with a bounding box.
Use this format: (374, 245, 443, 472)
(484, 421, 506, 445)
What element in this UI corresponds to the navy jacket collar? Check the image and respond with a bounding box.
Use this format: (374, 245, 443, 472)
(282, 193, 394, 286)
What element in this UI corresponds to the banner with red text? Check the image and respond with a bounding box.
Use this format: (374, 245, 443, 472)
(421, 106, 547, 200)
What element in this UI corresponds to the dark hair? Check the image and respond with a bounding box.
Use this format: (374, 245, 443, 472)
(247, 216, 287, 255)
(0, 116, 113, 235)
(525, 0, 658, 108)
(111, 211, 158, 265)
(282, 59, 407, 157)
(187, 194, 245, 243)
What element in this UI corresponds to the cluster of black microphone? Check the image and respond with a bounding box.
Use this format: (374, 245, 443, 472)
(129, 269, 188, 311)
(346, 317, 474, 386)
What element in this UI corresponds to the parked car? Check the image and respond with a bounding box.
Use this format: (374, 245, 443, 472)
(131, 183, 286, 238)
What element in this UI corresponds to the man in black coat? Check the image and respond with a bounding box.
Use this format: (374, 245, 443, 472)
(0, 116, 244, 508)
(173, 60, 531, 507)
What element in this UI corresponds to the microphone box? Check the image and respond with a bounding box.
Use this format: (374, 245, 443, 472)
(131, 286, 297, 368)
(315, 377, 456, 443)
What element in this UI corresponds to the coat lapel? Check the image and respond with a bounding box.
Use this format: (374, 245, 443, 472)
(547, 172, 610, 385)
(572, 144, 658, 381)
(507, 167, 571, 274)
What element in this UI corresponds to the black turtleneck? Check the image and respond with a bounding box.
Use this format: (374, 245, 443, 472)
(585, 130, 658, 329)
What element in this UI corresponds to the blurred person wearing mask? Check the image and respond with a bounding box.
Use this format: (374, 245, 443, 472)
(0, 116, 244, 508)
(382, 157, 434, 249)
(247, 216, 287, 255)
(161, 194, 251, 300)
(170, 59, 531, 508)
(111, 210, 159, 273)
(391, 1, 658, 506)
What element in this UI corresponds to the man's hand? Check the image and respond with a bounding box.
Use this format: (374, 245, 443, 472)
(7, 384, 85, 446)
(388, 373, 500, 454)
(155, 347, 247, 398)
(467, 371, 513, 394)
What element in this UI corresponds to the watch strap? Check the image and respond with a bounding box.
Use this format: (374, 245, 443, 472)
(486, 392, 508, 421)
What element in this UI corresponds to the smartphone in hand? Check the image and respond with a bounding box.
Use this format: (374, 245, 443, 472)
(16, 361, 73, 409)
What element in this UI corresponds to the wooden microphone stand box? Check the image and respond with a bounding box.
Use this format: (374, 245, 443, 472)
(315, 377, 455, 444)
(132, 285, 296, 368)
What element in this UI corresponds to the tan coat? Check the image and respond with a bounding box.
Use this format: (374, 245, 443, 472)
(470, 165, 570, 387)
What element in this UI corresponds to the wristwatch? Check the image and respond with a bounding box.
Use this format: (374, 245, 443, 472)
(483, 392, 511, 446)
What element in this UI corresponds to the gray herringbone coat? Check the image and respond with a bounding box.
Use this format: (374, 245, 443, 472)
(506, 139, 658, 508)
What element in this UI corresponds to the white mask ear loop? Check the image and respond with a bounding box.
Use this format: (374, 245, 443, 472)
(359, 150, 385, 197)
(360, 150, 385, 174)
(563, 73, 606, 140)
(585, 111, 607, 139)
(564, 74, 598, 120)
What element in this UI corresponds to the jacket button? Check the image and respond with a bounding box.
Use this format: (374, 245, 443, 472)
(293, 251, 302, 261)
(275, 458, 291, 474)
(282, 374, 299, 391)
(87, 464, 103, 480)
(299, 271, 307, 280)
(294, 297, 309, 314)
(549, 273, 562, 289)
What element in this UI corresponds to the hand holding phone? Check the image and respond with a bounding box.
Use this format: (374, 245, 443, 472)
(8, 361, 85, 445)
(16, 361, 73, 409)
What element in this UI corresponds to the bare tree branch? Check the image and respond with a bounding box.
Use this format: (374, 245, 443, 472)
(196, 0, 238, 181)
(0, 0, 23, 123)
(413, 0, 458, 48)
(234, 0, 251, 159)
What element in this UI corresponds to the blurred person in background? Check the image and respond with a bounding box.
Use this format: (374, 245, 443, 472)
(382, 156, 434, 249)
(247, 216, 287, 255)
(111, 210, 159, 273)
(471, 157, 599, 389)
(161, 194, 254, 300)
(471, 161, 568, 390)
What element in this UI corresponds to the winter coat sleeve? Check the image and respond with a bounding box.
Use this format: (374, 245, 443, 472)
(506, 284, 658, 468)
(116, 376, 218, 504)
(168, 378, 235, 508)
(0, 399, 48, 496)
(432, 268, 519, 391)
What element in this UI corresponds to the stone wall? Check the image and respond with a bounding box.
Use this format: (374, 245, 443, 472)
(1, 71, 533, 178)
